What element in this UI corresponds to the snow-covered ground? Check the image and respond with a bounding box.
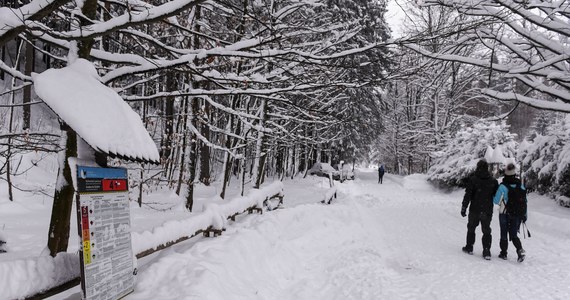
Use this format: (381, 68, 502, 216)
(120, 170, 570, 300)
(2, 168, 570, 300)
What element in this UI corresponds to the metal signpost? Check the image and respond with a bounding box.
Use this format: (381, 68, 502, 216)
(76, 166, 135, 300)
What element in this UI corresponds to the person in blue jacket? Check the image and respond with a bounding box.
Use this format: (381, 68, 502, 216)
(493, 163, 527, 262)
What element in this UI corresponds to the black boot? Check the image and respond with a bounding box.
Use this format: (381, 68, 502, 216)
(482, 248, 491, 260)
(463, 232, 475, 255)
(482, 234, 492, 260)
(498, 239, 508, 260)
(512, 237, 525, 262)
(516, 248, 526, 262)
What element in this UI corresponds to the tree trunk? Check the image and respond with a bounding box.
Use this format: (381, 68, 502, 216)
(0, 45, 5, 80)
(176, 97, 189, 196)
(161, 71, 176, 166)
(276, 145, 284, 180)
(185, 5, 202, 211)
(219, 98, 236, 199)
(5, 39, 23, 202)
(77, 2, 97, 59)
(252, 99, 267, 188)
(5, 151, 14, 202)
(199, 99, 211, 185)
(138, 166, 144, 207)
(23, 35, 34, 130)
(186, 95, 199, 211)
(47, 127, 77, 256)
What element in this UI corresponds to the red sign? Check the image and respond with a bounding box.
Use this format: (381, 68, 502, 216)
(102, 179, 128, 191)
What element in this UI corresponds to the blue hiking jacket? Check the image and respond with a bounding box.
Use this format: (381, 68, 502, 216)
(493, 176, 527, 217)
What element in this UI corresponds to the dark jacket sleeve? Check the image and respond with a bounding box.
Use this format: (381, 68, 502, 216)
(462, 177, 474, 209)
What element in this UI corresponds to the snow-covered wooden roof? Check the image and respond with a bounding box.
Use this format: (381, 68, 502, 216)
(33, 59, 160, 164)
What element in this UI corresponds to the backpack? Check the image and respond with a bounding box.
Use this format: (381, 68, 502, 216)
(505, 183, 527, 217)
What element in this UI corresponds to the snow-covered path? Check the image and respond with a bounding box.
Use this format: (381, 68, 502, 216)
(120, 171, 569, 299)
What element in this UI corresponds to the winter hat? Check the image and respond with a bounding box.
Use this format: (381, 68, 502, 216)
(504, 163, 516, 176)
(476, 159, 489, 172)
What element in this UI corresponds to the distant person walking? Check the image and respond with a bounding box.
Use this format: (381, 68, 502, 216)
(378, 164, 385, 184)
(493, 163, 528, 262)
(461, 159, 498, 260)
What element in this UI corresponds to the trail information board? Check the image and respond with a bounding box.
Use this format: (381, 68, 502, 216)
(76, 166, 134, 300)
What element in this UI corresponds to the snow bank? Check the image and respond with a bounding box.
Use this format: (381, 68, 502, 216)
(129, 201, 370, 300)
(32, 59, 159, 163)
(0, 253, 79, 300)
(132, 181, 284, 255)
(402, 174, 435, 191)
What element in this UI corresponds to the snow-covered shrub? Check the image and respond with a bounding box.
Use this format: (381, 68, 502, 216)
(428, 120, 518, 188)
(519, 115, 570, 197)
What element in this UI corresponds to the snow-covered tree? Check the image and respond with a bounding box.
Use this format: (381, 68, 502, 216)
(372, 3, 481, 174)
(404, 0, 570, 113)
(519, 115, 570, 197)
(428, 120, 518, 187)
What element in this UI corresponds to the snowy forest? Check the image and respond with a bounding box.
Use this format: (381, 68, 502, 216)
(1, 0, 570, 299)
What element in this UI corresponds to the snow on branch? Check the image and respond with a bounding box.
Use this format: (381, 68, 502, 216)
(482, 90, 570, 113)
(0, 0, 70, 46)
(0, 59, 32, 81)
(409, 0, 570, 103)
(41, 0, 208, 41)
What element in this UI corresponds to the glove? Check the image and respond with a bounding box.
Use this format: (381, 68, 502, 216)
(522, 215, 527, 223)
(461, 207, 467, 217)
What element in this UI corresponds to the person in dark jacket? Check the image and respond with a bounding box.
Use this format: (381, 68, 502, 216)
(378, 164, 385, 184)
(461, 159, 499, 260)
(493, 163, 527, 262)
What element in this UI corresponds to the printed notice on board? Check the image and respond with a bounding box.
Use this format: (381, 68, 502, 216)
(76, 166, 134, 300)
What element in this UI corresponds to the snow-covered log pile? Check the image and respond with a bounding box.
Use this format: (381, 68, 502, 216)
(0, 181, 284, 300)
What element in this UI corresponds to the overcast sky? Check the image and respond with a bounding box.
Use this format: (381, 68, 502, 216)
(387, 0, 406, 38)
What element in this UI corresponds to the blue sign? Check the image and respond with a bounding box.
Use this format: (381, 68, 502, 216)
(77, 166, 127, 180)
